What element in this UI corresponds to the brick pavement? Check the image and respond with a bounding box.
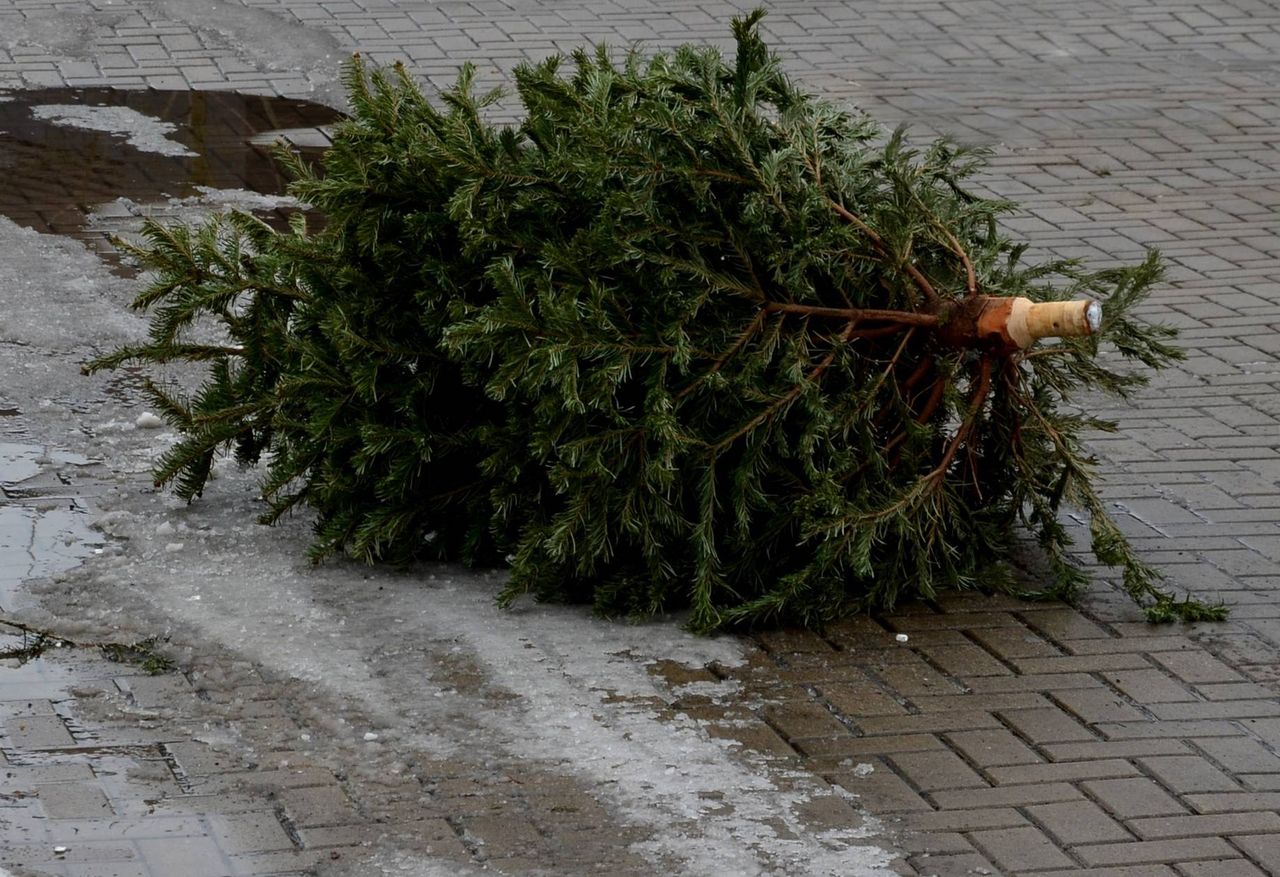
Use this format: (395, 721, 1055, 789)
(2, 0, 1280, 874)
(713, 603, 1280, 875)
(1, 449, 670, 875)
(0, 445, 351, 876)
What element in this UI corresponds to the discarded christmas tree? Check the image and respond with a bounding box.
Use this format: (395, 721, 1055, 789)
(87, 11, 1224, 630)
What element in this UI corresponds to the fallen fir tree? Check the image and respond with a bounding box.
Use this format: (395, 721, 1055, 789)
(86, 12, 1224, 630)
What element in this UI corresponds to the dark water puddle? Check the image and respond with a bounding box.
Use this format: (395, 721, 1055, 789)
(0, 87, 343, 259)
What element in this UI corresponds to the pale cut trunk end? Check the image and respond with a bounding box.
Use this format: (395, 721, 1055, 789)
(979, 297, 1101, 349)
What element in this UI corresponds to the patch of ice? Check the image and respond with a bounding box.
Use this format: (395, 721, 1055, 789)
(667, 678, 742, 700)
(0, 216, 144, 351)
(0, 491, 105, 607)
(30, 104, 197, 157)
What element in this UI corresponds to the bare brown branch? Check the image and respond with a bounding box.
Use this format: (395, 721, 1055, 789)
(828, 199, 942, 307)
(929, 355, 994, 479)
(762, 301, 940, 327)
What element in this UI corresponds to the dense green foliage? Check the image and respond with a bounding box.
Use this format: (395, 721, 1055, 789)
(87, 13, 1224, 630)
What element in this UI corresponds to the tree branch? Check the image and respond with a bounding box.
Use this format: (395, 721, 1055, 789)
(676, 309, 768, 400)
(762, 301, 940, 327)
(709, 319, 857, 453)
(941, 226, 977, 298)
(929, 355, 993, 480)
(828, 199, 942, 307)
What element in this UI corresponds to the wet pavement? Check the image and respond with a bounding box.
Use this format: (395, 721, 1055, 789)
(2, 0, 1280, 875)
(0, 448, 309, 877)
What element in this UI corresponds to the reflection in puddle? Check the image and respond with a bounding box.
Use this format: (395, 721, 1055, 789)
(0, 87, 343, 256)
(29, 103, 197, 157)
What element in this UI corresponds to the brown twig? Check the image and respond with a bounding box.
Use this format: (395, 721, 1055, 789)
(882, 372, 947, 464)
(966, 440, 983, 499)
(902, 356, 935, 394)
(913, 373, 948, 427)
(709, 319, 857, 453)
(0, 616, 173, 672)
(762, 301, 940, 327)
(857, 328, 916, 417)
(928, 355, 993, 480)
(0, 617, 57, 637)
(867, 349, 935, 431)
(828, 199, 942, 307)
(676, 309, 769, 401)
(896, 180, 980, 299)
(846, 324, 917, 341)
(941, 226, 978, 298)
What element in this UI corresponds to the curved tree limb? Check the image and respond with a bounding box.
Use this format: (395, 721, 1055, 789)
(828, 199, 942, 307)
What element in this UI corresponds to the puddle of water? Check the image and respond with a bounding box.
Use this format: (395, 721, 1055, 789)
(0, 87, 343, 257)
(0, 444, 105, 609)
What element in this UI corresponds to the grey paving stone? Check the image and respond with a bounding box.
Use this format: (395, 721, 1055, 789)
(134, 836, 232, 877)
(969, 825, 1075, 871)
(46, 816, 205, 841)
(36, 783, 114, 819)
(1075, 837, 1236, 867)
(208, 812, 296, 854)
(65, 863, 150, 877)
(0, 840, 135, 865)
(1082, 777, 1188, 819)
(277, 785, 359, 828)
(1176, 861, 1268, 877)
(2, 715, 75, 749)
(1129, 811, 1280, 840)
(164, 741, 250, 776)
(1027, 799, 1133, 846)
(1193, 737, 1280, 774)
(1138, 755, 1242, 794)
(887, 749, 987, 791)
(0, 763, 94, 788)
